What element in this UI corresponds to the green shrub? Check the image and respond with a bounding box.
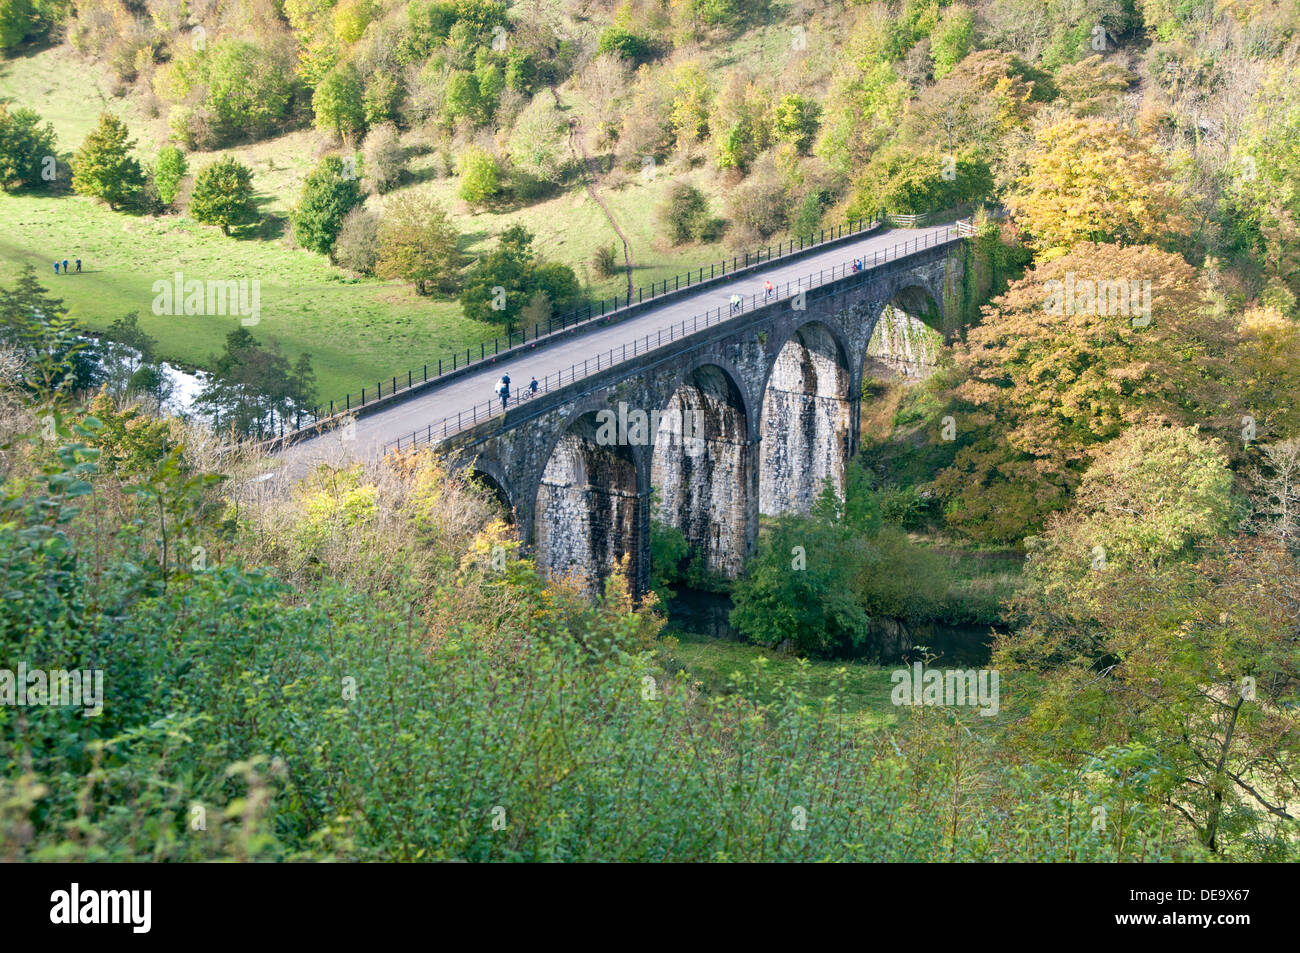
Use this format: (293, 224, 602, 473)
(0, 104, 57, 192)
(658, 182, 710, 245)
(153, 145, 187, 209)
(313, 63, 368, 145)
(649, 519, 689, 606)
(874, 484, 932, 530)
(847, 145, 992, 219)
(596, 26, 657, 65)
(0, 0, 34, 50)
(189, 156, 257, 235)
(292, 155, 365, 255)
(458, 147, 502, 204)
(166, 39, 297, 148)
(71, 113, 145, 211)
(592, 244, 619, 278)
(459, 225, 580, 331)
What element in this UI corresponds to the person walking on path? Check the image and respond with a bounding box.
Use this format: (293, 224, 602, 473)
(529, 376, 539, 396)
(763, 279, 774, 301)
(53, 261, 59, 275)
(75, 259, 81, 273)
(63, 259, 68, 275)
(496, 376, 509, 410)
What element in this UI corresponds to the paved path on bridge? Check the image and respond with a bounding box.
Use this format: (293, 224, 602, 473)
(277, 221, 955, 474)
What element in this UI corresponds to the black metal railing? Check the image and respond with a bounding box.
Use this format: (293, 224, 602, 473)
(384, 223, 966, 452)
(278, 214, 888, 438)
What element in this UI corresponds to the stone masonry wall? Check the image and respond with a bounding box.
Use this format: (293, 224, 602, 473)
(439, 242, 964, 597)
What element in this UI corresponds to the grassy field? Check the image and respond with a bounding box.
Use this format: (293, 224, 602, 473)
(0, 44, 775, 401)
(666, 628, 905, 732)
(666, 627, 1028, 736)
(0, 193, 500, 402)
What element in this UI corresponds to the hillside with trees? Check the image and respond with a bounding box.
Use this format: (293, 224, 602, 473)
(1, 0, 1298, 864)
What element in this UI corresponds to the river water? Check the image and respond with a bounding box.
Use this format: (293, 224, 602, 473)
(668, 586, 996, 667)
(159, 361, 206, 415)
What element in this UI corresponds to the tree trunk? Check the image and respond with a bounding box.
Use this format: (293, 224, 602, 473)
(1204, 696, 1243, 853)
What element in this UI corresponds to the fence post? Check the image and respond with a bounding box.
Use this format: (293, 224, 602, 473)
(361, 387, 366, 404)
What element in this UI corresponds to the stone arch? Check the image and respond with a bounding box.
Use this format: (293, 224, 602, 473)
(891, 283, 944, 331)
(649, 361, 752, 580)
(866, 281, 946, 379)
(465, 453, 515, 523)
(468, 468, 514, 523)
(759, 319, 853, 515)
(533, 409, 645, 596)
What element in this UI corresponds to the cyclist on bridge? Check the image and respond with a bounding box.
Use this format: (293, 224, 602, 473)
(763, 279, 774, 300)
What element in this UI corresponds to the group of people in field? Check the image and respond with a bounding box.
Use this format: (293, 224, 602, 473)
(53, 258, 81, 274)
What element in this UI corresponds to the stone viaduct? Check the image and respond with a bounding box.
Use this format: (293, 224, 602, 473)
(433, 237, 966, 596)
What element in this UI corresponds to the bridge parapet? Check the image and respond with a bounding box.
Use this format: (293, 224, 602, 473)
(266, 215, 891, 448)
(389, 224, 968, 454)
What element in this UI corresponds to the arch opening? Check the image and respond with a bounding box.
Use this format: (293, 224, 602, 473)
(759, 322, 852, 516)
(534, 414, 642, 596)
(650, 364, 750, 580)
(866, 284, 945, 379)
(469, 468, 514, 523)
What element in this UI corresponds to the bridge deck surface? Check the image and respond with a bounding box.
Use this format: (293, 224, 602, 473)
(277, 221, 955, 473)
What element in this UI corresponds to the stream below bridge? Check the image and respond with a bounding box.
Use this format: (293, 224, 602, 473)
(667, 586, 997, 667)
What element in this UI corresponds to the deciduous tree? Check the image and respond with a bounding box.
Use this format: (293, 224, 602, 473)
(293, 155, 365, 255)
(189, 156, 258, 235)
(72, 112, 145, 211)
(374, 191, 463, 295)
(1007, 116, 1184, 254)
(0, 104, 56, 192)
(934, 243, 1234, 542)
